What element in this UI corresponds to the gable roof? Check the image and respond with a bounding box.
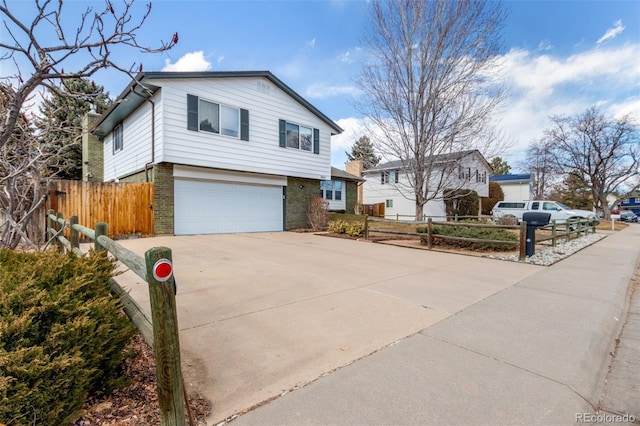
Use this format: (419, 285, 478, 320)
(362, 149, 489, 174)
(93, 71, 343, 137)
(331, 167, 363, 182)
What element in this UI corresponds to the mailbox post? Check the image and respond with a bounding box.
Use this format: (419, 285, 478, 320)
(522, 212, 551, 257)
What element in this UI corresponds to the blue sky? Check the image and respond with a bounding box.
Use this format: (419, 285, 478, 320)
(4, 0, 640, 170)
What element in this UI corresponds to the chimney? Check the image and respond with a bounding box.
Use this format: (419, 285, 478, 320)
(346, 160, 364, 205)
(81, 112, 103, 182)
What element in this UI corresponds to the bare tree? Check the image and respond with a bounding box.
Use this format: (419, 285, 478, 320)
(520, 137, 559, 199)
(357, 0, 506, 220)
(0, 84, 48, 249)
(0, 0, 177, 150)
(0, 0, 177, 248)
(545, 107, 639, 220)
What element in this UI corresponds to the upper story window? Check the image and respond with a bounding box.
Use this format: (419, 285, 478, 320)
(279, 119, 319, 154)
(187, 94, 249, 140)
(475, 170, 486, 183)
(199, 99, 239, 137)
(113, 124, 123, 153)
(381, 170, 399, 184)
(320, 180, 342, 201)
(286, 122, 312, 151)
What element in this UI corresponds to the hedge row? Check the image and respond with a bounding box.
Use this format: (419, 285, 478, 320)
(418, 224, 518, 250)
(0, 249, 135, 425)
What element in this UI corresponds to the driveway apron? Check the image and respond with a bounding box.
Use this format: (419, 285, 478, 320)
(113, 232, 543, 423)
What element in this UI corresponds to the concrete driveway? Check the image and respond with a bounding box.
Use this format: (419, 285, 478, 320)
(113, 232, 542, 423)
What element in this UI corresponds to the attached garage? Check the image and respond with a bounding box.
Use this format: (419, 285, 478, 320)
(173, 166, 285, 235)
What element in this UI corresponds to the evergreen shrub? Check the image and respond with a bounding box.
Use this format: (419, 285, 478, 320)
(417, 224, 518, 250)
(0, 249, 135, 425)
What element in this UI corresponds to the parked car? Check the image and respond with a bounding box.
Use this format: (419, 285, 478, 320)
(619, 210, 638, 222)
(491, 200, 598, 224)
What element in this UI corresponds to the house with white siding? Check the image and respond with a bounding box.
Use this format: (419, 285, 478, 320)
(360, 150, 491, 220)
(489, 174, 534, 201)
(87, 71, 342, 235)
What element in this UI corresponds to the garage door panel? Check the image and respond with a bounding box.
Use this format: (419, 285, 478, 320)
(174, 179, 283, 235)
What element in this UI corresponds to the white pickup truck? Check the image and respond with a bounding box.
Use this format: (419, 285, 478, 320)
(491, 200, 598, 224)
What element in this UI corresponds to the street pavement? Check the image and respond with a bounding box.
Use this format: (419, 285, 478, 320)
(113, 225, 640, 425)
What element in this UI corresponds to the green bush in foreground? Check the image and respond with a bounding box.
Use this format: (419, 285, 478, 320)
(417, 224, 518, 251)
(328, 220, 365, 237)
(0, 249, 135, 426)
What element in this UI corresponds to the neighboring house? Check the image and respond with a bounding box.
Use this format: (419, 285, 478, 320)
(489, 174, 534, 201)
(86, 71, 342, 235)
(605, 192, 620, 212)
(620, 191, 640, 214)
(360, 150, 491, 220)
(320, 167, 362, 213)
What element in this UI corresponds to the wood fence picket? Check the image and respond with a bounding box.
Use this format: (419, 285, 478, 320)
(47, 180, 154, 238)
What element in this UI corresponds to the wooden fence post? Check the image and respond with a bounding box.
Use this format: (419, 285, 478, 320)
(145, 247, 186, 426)
(95, 222, 108, 252)
(427, 217, 433, 249)
(565, 222, 570, 243)
(364, 215, 369, 239)
(56, 212, 64, 251)
(69, 215, 79, 250)
(518, 221, 527, 261)
(551, 220, 557, 247)
(47, 209, 55, 239)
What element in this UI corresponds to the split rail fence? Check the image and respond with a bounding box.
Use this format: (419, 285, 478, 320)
(364, 216, 597, 261)
(46, 210, 190, 426)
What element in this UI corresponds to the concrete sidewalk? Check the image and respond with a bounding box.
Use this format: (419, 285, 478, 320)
(233, 225, 640, 425)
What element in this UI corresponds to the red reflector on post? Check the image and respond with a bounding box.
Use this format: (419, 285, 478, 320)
(153, 259, 173, 282)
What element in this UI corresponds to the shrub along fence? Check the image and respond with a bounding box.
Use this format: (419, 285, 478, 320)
(46, 210, 191, 426)
(363, 216, 597, 262)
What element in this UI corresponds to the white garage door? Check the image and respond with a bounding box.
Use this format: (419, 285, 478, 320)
(174, 178, 283, 235)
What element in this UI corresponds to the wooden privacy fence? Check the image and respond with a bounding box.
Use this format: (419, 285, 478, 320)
(359, 202, 385, 218)
(47, 180, 154, 238)
(364, 216, 597, 262)
(46, 211, 191, 426)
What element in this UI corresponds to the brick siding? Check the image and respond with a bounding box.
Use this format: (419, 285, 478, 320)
(286, 177, 321, 229)
(152, 163, 174, 235)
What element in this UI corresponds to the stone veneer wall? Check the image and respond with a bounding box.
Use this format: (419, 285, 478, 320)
(82, 112, 103, 182)
(345, 181, 358, 214)
(286, 177, 320, 230)
(152, 163, 174, 235)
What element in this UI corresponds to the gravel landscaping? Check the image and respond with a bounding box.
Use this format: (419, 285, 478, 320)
(488, 233, 606, 266)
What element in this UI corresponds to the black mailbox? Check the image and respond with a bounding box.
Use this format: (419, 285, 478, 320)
(522, 212, 551, 257)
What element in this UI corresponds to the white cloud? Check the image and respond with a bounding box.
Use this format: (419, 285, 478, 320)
(162, 51, 211, 72)
(338, 51, 352, 63)
(217, 56, 224, 64)
(495, 42, 640, 165)
(305, 83, 360, 99)
(597, 19, 625, 44)
(305, 38, 316, 49)
(607, 97, 640, 122)
(331, 117, 369, 167)
(537, 40, 553, 51)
